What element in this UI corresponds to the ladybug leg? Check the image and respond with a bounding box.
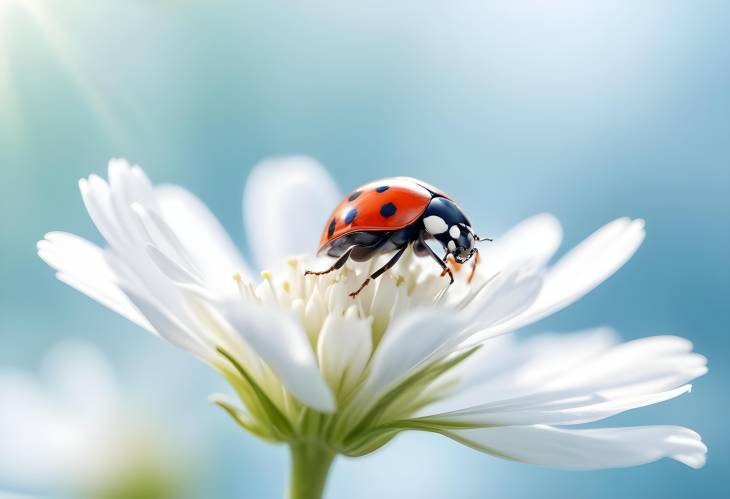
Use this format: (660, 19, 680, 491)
(349, 245, 407, 298)
(467, 248, 480, 284)
(304, 247, 353, 276)
(419, 237, 453, 285)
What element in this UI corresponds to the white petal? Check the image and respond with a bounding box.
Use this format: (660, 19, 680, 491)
(521, 217, 645, 325)
(223, 303, 335, 412)
(37, 232, 152, 332)
(447, 425, 707, 469)
(451, 328, 619, 405)
(119, 283, 210, 358)
(546, 336, 708, 397)
(420, 385, 692, 426)
(155, 185, 253, 294)
(455, 270, 543, 348)
(78, 175, 126, 251)
(243, 156, 341, 270)
(464, 273, 542, 333)
(421, 332, 706, 426)
(355, 309, 461, 406)
(470, 218, 645, 342)
(479, 213, 563, 275)
(317, 309, 373, 396)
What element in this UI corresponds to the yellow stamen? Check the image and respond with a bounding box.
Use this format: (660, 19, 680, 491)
(261, 271, 279, 301)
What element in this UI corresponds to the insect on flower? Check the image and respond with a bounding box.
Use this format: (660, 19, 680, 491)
(307, 177, 492, 296)
(37, 157, 707, 499)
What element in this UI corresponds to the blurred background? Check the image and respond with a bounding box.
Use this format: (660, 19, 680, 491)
(1, 0, 728, 498)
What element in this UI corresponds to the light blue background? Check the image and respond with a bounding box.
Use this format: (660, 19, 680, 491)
(1, 1, 728, 498)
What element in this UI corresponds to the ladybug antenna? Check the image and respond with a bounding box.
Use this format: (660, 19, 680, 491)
(477, 235, 493, 243)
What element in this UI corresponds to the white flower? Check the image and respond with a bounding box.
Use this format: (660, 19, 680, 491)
(0, 341, 188, 499)
(38, 157, 706, 497)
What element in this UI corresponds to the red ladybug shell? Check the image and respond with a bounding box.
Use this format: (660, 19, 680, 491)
(318, 177, 450, 252)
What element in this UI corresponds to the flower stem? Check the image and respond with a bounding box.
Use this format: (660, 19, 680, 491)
(287, 442, 335, 499)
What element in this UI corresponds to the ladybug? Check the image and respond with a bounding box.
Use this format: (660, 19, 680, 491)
(305, 177, 491, 297)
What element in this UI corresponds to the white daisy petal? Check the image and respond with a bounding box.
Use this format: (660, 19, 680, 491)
(355, 310, 461, 405)
(447, 425, 707, 469)
(467, 218, 645, 344)
(243, 156, 341, 270)
(156, 185, 253, 292)
(421, 385, 692, 426)
(118, 282, 210, 358)
(422, 332, 706, 425)
(479, 213, 563, 275)
(317, 309, 373, 397)
(37, 232, 152, 332)
(223, 304, 335, 413)
(461, 273, 543, 341)
(520, 217, 645, 326)
(439, 328, 619, 411)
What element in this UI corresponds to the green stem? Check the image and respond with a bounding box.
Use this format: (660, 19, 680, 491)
(287, 442, 335, 499)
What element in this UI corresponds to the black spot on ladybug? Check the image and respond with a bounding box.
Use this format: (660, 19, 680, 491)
(344, 208, 358, 225)
(327, 218, 337, 237)
(380, 202, 397, 218)
(375, 185, 390, 193)
(348, 190, 362, 201)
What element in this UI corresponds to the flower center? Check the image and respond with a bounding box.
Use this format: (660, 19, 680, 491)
(232, 247, 491, 346)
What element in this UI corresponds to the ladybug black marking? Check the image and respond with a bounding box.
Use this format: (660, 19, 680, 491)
(307, 177, 489, 297)
(344, 208, 358, 225)
(380, 202, 397, 218)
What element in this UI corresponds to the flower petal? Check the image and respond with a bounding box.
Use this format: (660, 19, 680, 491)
(466, 218, 645, 344)
(223, 303, 335, 412)
(37, 232, 152, 332)
(317, 307, 373, 397)
(446, 425, 707, 469)
(155, 184, 253, 292)
(243, 156, 341, 271)
(479, 213, 563, 276)
(519, 217, 645, 325)
(419, 332, 706, 426)
(118, 282, 211, 358)
(420, 385, 692, 426)
(437, 328, 619, 412)
(354, 309, 461, 406)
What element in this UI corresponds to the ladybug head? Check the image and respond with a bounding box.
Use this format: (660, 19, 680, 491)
(447, 224, 478, 264)
(422, 197, 485, 264)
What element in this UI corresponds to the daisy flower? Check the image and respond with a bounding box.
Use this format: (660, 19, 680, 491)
(38, 157, 707, 499)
